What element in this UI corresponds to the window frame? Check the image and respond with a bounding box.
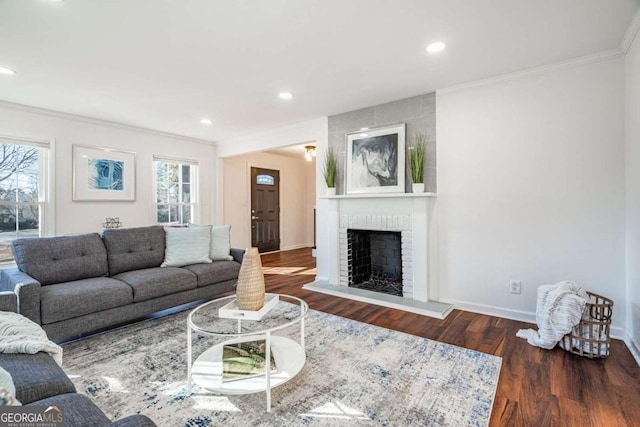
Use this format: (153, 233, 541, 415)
(0, 135, 55, 267)
(152, 155, 199, 225)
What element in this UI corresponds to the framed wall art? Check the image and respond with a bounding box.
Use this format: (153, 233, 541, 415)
(73, 145, 136, 201)
(346, 123, 405, 194)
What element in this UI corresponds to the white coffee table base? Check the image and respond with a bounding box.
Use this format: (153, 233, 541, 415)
(191, 335, 305, 409)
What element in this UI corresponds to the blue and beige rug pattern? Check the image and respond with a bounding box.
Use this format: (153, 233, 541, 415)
(62, 305, 501, 426)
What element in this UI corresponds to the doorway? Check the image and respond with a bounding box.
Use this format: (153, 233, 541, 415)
(250, 167, 280, 253)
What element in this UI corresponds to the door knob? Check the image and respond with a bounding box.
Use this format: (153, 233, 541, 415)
(252, 216, 259, 220)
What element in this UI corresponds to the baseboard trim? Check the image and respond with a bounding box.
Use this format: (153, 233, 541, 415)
(625, 332, 640, 366)
(442, 298, 631, 353)
(440, 298, 536, 324)
(282, 244, 313, 251)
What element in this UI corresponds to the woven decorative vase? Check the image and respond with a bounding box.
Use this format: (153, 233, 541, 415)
(235, 247, 265, 310)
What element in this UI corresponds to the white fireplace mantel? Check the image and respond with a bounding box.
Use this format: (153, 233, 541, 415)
(305, 192, 453, 319)
(319, 192, 436, 200)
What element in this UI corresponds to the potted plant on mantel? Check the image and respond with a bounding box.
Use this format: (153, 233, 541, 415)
(408, 132, 427, 193)
(323, 147, 338, 196)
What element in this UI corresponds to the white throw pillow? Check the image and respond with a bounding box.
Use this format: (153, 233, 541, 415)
(211, 225, 233, 261)
(162, 226, 212, 267)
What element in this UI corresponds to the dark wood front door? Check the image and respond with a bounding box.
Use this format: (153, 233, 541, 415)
(251, 167, 280, 253)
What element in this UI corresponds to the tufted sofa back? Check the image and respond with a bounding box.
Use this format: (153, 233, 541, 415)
(12, 233, 109, 286)
(101, 226, 166, 276)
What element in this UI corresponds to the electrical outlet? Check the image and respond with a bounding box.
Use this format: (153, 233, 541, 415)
(510, 280, 522, 294)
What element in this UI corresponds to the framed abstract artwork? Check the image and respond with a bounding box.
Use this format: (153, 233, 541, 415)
(346, 123, 406, 194)
(72, 145, 136, 201)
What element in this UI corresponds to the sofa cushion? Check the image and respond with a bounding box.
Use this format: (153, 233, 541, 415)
(29, 393, 111, 427)
(182, 261, 241, 287)
(113, 267, 196, 302)
(161, 226, 212, 267)
(102, 226, 166, 276)
(0, 352, 76, 404)
(12, 234, 108, 286)
(40, 278, 133, 324)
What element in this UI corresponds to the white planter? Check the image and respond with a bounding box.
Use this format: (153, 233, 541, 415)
(327, 187, 336, 196)
(412, 183, 425, 193)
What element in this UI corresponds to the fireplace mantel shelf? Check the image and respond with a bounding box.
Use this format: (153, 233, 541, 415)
(320, 192, 436, 199)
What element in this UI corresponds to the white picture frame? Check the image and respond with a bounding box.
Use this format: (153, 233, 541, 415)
(73, 145, 136, 201)
(346, 123, 406, 194)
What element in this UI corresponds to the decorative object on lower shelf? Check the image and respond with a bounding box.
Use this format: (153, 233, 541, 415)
(412, 183, 425, 193)
(235, 247, 265, 310)
(222, 339, 277, 382)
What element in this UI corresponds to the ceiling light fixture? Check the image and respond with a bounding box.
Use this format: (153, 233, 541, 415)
(360, 127, 369, 131)
(0, 66, 16, 76)
(304, 145, 316, 162)
(200, 118, 212, 125)
(279, 92, 293, 100)
(426, 41, 446, 53)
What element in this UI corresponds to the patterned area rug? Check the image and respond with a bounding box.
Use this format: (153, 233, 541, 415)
(62, 306, 501, 426)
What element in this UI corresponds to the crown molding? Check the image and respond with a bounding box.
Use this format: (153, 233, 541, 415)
(0, 100, 216, 146)
(621, 8, 640, 54)
(437, 49, 623, 96)
(219, 116, 327, 146)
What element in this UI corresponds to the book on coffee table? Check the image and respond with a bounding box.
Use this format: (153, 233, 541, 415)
(222, 340, 277, 382)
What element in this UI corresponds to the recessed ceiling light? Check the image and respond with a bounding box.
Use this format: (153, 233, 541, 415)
(279, 92, 293, 100)
(360, 127, 369, 131)
(426, 42, 446, 53)
(0, 66, 16, 76)
(200, 118, 212, 125)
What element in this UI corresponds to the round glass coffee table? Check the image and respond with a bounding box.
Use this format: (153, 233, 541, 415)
(187, 293, 308, 412)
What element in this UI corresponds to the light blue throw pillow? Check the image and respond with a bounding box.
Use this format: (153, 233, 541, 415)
(211, 225, 233, 261)
(162, 226, 212, 267)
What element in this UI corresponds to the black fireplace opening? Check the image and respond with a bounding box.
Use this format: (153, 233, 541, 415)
(347, 229, 402, 296)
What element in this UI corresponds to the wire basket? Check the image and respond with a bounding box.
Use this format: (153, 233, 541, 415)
(560, 292, 613, 358)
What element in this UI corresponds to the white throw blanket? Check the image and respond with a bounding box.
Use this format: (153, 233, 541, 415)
(516, 281, 588, 350)
(0, 311, 62, 365)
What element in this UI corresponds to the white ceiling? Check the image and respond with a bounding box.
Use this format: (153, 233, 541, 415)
(0, 0, 638, 143)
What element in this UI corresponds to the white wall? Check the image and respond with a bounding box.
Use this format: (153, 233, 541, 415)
(222, 152, 316, 250)
(436, 57, 627, 331)
(625, 30, 640, 350)
(0, 102, 215, 236)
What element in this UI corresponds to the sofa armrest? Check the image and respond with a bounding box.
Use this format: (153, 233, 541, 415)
(0, 291, 17, 312)
(0, 268, 41, 324)
(108, 415, 157, 427)
(230, 248, 245, 264)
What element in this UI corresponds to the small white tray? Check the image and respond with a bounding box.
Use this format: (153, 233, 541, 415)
(218, 293, 279, 321)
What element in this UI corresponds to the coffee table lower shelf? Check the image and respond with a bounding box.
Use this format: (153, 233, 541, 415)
(191, 335, 306, 395)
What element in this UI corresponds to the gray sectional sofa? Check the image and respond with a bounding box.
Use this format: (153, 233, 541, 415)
(0, 292, 155, 426)
(0, 225, 243, 342)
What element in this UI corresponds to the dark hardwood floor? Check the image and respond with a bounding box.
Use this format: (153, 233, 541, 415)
(261, 248, 640, 427)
